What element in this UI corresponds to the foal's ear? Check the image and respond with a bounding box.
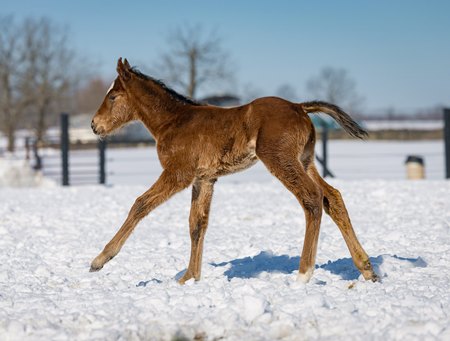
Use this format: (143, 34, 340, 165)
(117, 57, 131, 81)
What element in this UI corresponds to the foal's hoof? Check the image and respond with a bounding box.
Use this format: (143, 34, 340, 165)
(369, 272, 380, 282)
(89, 257, 105, 272)
(297, 268, 314, 283)
(177, 276, 192, 285)
(362, 269, 379, 282)
(177, 271, 198, 285)
(362, 260, 379, 282)
(90, 252, 115, 272)
(89, 264, 103, 272)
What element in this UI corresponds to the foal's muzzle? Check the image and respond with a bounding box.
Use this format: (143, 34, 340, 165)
(91, 120, 98, 135)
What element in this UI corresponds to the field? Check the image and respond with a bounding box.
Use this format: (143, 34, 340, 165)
(1, 152, 450, 340)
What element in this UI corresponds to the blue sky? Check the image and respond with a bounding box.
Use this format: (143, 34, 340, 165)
(3, 1, 450, 113)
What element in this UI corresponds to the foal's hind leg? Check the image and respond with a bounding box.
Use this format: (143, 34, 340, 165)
(257, 151, 323, 283)
(307, 165, 378, 282)
(178, 178, 215, 284)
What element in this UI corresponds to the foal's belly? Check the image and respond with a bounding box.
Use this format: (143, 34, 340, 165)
(197, 144, 259, 179)
(216, 150, 259, 176)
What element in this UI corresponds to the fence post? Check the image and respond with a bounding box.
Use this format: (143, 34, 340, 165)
(61, 113, 70, 186)
(98, 139, 106, 184)
(32, 140, 42, 170)
(444, 108, 450, 179)
(25, 137, 30, 161)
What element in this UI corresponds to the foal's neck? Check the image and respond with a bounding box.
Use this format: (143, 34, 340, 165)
(133, 80, 194, 140)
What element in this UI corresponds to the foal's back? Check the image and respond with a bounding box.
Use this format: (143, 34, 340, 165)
(158, 97, 314, 179)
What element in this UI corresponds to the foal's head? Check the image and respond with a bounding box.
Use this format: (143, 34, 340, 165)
(91, 58, 138, 137)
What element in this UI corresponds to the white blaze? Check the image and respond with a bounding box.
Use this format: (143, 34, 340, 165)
(106, 80, 115, 94)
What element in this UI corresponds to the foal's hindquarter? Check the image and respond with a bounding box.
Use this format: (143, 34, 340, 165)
(90, 96, 377, 284)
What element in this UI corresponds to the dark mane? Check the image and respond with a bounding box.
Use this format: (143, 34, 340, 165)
(129, 67, 201, 106)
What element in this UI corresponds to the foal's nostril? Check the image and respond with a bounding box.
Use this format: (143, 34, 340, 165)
(91, 120, 97, 134)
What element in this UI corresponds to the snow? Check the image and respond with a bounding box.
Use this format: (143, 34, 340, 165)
(362, 120, 443, 131)
(0, 158, 55, 188)
(1, 179, 450, 340)
(327, 140, 444, 179)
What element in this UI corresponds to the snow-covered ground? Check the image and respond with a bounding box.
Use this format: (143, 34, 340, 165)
(1, 178, 450, 340)
(363, 120, 443, 131)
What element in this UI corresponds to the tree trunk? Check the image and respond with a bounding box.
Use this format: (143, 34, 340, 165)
(187, 48, 197, 98)
(36, 105, 48, 144)
(7, 126, 15, 153)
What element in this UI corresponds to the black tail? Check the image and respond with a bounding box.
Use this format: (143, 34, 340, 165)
(301, 100, 368, 139)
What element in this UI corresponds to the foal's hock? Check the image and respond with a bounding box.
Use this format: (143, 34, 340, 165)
(89, 58, 378, 284)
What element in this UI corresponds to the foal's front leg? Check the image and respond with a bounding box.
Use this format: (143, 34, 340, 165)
(178, 178, 216, 284)
(90, 170, 192, 272)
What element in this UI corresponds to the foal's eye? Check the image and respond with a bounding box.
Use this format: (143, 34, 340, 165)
(108, 94, 116, 101)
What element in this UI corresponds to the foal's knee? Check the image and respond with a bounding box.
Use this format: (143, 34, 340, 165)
(131, 196, 149, 219)
(323, 187, 344, 215)
(301, 187, 323, 218)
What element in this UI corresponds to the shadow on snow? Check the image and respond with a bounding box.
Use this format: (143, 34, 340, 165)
(209, 251, 427, 281)
(137, 251, 427, 286)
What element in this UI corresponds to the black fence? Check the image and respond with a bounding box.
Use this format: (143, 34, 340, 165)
(316, 120, 334, 178)
(27, 110, 450, 186)
(27, 113, 104, 186)
(28, 113, 157, 186)
(28, 113, 333, 186)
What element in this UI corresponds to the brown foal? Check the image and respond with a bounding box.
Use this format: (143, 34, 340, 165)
(90, 58, 378, 284)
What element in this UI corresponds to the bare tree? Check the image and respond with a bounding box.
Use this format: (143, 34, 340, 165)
(307, 67, 364, 114)
(0, 16, 28, 152)
(22, 17, 76, 143)
(155, 24, 233, 99)
(75, 77, 109, 114)
(0, 16, 79, 151)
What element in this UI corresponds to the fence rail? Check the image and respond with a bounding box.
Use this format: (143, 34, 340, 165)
(25, 110, 450, 186)
(29, 113, 334, 186)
